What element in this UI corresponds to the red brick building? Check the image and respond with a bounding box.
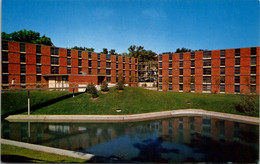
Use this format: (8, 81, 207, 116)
(1, 40, 138, 91)
(158, 47, 259, 94)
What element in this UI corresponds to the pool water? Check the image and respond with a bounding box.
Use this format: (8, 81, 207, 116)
(1, 117, 259, 163)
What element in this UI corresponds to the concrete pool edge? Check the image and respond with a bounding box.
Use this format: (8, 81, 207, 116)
(1, 139, 94, 160)
(5, 109, 259, 125)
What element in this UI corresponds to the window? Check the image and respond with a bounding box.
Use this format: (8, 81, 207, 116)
(169, 84, 172, 90)
(116, 63, 118, 69)
(220, 76, 225, 83)
(251, 66, 256, 74)
(191, 60, 195, 67)
(106, 54, 111, 60)
(251, 47, 256, 55)
(78, 51, 82, 58)
(220, 59, 225, 66)
(2, 52, 8, 61)
(179, 69, 183, 75)
(179, 61, 183, 67)
(235, 67, 240, 74)
(129, 58, 132, 63)
(191, 84, 195, 91)
(235, 49, 240, 56)
(220, 85, 225, 92)
(106, 69, 111, 75)
(2, 63, 8, 73)
(220, 67, 225, 74)
(67, 58, 71, 65)
(88, 68, 91, 74)
(20, 43, 26, 52)
(67, 67, 71, 74)
(51, 66, 59, 74)
(203, 51, 211, 58)
(67, 49, 71, 57)
(36, 45, 41, 53)
(169, 62, 172, 67)
(159, 76, 162, 82)
(129, 71, 132, 75)
(98, 53, 100, 60)
(191, 68, 195, 75)
(169, 54, 172, 60)
(20, 54, 26, 63)
(191, 52, 195, 59)
(203, 59, 211, 66)
(159, 62, 162, 68)
(234, 85, 240, 93)
(106, 62, 111, 68)
(116, 56, 118, 61)
(235, 58, 240, 65)
(20, 75, 26, 83)
(179, 84, 183, 91)
(250, 85, 256, 93)
(37, 75, 41, 83)
(36, 55, 41, 63)
(203, 76, 211, 83)
(159, 83, 162, 89)
(78, 67, 82, 74)
(235, 76, 240, 83)
(116, 77, 119, 82)
(123, 70, 125, 76)
(169, 77, 172, 83)
(251, 57, 256, 65)
(190, 76, 195, 83)
(203, 68, 211, 75)
(179, 53, 183, 60)
(123, 57, 125, 62)
(116, 70, 119, 75)
(51, 57, 59, 65)
(123, 64, 125, 69)
(20, 64, 26, 73)
(159, 70, 162, 75)
(88, 52, 91, 59)
(98, 61, 100, 67)
(88, 60, 92, 67)
(220, 50, 225, 57)
(2, 41, 8, 50)
(51, 47, 59, 55)
(36, 65, 41, 73)
(169, 69, 172, 75)
(78, 59, 82, 66)
(159, 55, 162, 61)
(107, 77, 111, 82)
(203, 84, 211, 92)
(129, 64, 131, 70)
(2, 75, 8, 84)
(179, 77, 183, 83)
(251, 76, 256, 83)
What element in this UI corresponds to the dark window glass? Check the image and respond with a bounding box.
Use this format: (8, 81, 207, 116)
(191, 84, 195, 91)
(220, 67, 225, 74)
(36, 65, 41, 73)
(235, 85, 240, 92)
(78, 67, 82, 74)
(179, 53, 183, 60)
(169, 77, 172, 83)
(123, 64, 125, 69)
(251, 66, 256, 74)
(98, 61, 100, 67)
(67, 49, 71, 57)
(235, 58, 240, 65)
(51, 47, 54, 55)
(106, 54, 111, 60)
(37, 75, 41, 83)
(20, 75, 26, 83)
(116, 70, 118, 75)
(203, 51, 211, 58)
(203, 59, 211, 66)
(179, 77, 183, 83)
(107, 77, 111, 82)
(54, 48, 59, 55)
(203, 68, 211, 75)
(51, 66, 59, 74)
(179, 84, 183, 91)
(191, 68, 195, 75)
(106, 62, 111, 68)
(67, 58, 71, 65)
(191, 52, 195, 59)
(129, 58, 132, 63)
(251, 57, 256, 65)
(220, 59, 225, 66)
(106, 69, 111, 75)
(51, 57, 59, 65)
(159, 83, 162, 89)
(203, 84, 211, 92)
(251, 76, 256, 83)
(190, 76, 195, 83)
(2, 75, 8, 84)
(78, 51, 82, 58)
(250, 85, 256, 93)
(191, 60, 195, 67)
(116, 56, 118, 61)
(203, 76, 211, 83)
(36, 55, 41, 63)
(169, 69, 172, 75)
(159, 70, 162, 75)
(88, 52, 91, 59)
(220, 76, 225, 83)
(169, 84, 172, 90)
(179, 61, 183, 67)
(20, 43, 26, 52)
(67, 67, 71, 74)
(36, 45, 41, 53)
(88, 68, 91, 74)
(235, 76, 240, 83)
(169, 54, 172, 60)
(235, 49, 240, 56)
(2, 41, 8, 50)
(159, 76, 162, 82)
(20, 64, 26, 73)
(159, 62, 162, 68)
(220, 50, 225, 57)
(235, 67, 240, 74)
(88, 60, 92, 67)
(78, 59, 82, 66)
(251, 47, 256, 55)
(179, 69, 183, 75)
(159, 55, 162, 61)
(169, 62, 172, 67)
(20, 54, 26, 62)
(123, 70, 125, 76)
(98, 53, 100, 60)
(2, 52, 8, 61)
(116, 63, 118, 69)
(123, 57, 125, 62)
(220, 85, 225, 92)
(98, 69, 101, 74)
(2, 63, 8, 73)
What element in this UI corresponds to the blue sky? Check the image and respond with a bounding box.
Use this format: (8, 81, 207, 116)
(2, 0, 259, 54)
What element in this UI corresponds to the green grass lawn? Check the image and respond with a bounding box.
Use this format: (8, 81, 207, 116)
(1, 91, 72, 116)
(26, 87, 259, 117)
(1, 144, 86, 163)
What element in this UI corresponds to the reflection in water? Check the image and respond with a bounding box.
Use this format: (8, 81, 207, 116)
(2, 117, 259, 163)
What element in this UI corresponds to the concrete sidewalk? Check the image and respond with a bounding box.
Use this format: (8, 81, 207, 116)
(1, 139, 94, 160)
(5, 109, 259, 125)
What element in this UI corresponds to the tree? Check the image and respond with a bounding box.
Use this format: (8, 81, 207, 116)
(101, 80, 109, 92)
(87, 83, 99, 98)
(128, 45, 144, 58)
(175, 47, 191, 53)
(71, 46, 95, 52)
(109, 49, 116, 55)
(128, 45, 157, 62)
(102, 48, 108, 54)
(1, 29, 53, 46)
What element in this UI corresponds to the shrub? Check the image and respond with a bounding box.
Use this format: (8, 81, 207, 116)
(116, 80, 125, 90)
(101, 80, 109, 92)
(87, 83, 99, 98)
(237, 95, 257, 113)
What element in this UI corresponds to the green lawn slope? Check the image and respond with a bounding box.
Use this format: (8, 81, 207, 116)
(27, 87, 259, 117)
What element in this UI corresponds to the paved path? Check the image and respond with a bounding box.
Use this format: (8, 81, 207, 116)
(1, 139, 94, 160)
(5, 109, 259, 124)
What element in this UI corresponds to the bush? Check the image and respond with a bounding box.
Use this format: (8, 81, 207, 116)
(101, 80, 109, 92)
(116, 80, 125, 90)
(237, 95, 257, 113)
(87, 83, 99, 98)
